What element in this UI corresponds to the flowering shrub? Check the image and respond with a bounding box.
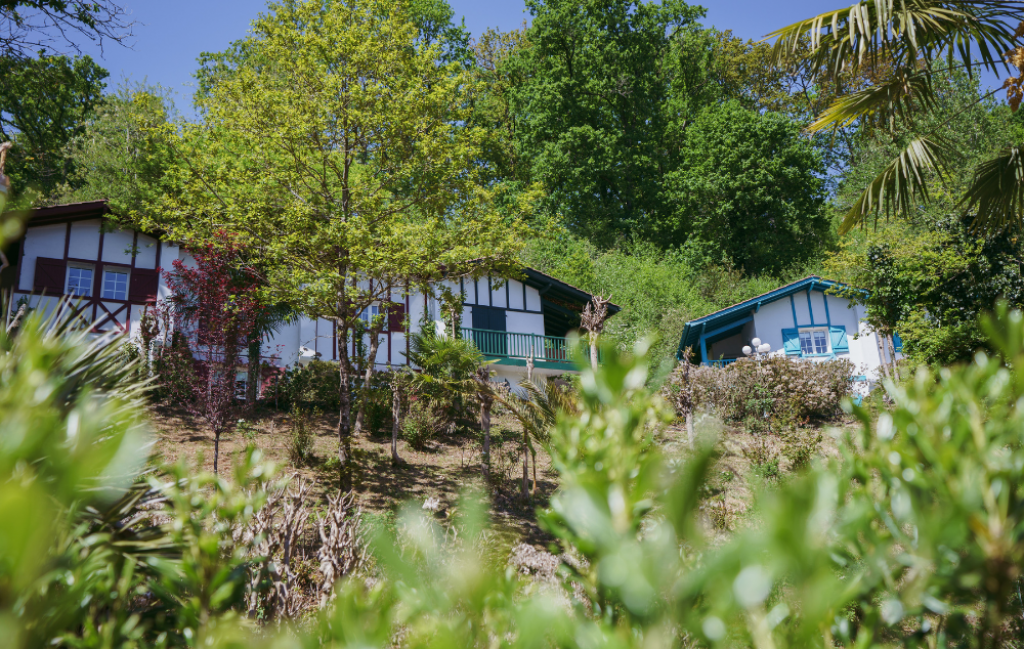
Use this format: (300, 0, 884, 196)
(665, 355, 854, 423)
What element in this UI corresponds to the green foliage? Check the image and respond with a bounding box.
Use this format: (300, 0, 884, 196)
(0, 53, 107, 204)
(666, 355, 855, 424)
(522, 234, 786, 362)
(52, 82, 175, 214)
(664, 101, 832, 274)
(406, 327, 484, 423)
(509, 0, 708, 245)
(287, 405, 317, 467)
(401, 399, 443, 450)
(275, 360, 341, 412)
(767, 1, 1024, 233)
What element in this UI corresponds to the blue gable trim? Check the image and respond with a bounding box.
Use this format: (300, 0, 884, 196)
(677, 276, 862, 361)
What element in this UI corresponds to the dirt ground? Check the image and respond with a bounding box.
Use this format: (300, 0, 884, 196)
(149, 404, 561, 545)
(149, 403, 860, 551)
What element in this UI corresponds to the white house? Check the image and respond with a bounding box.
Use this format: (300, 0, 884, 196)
(676, 276, 902, 383)
(2, 201, 618, 387)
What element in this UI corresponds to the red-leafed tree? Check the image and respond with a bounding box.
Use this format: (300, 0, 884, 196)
(161, 241, 262, 474)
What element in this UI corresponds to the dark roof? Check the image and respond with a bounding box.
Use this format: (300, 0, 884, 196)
(521, 267, 621, 314)
(23, 199, 110, 226)
(676, 276, 859, 361)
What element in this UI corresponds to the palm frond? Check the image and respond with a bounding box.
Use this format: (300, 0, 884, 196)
(767, 0, 1020, 79)
(839, 136, 948, 234)
(809, 67, 938, 131)
(961, 145, 1024, 233)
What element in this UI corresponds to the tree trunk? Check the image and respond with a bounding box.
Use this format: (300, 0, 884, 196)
(589, 334, 599, 371)
(391, 373, 402, 464)
(213, 430, 221, 476)
(246, 338, 261, 410)
(686, 410, 694, 449)
(875, 333, 891, 380)
(480, 398, 492, 480)
(354, 326, 383, 436)
(886, 334, 899, 381)
(521, 429, 529, 500)
(337, 324, 353, 490)
(531, 447, 538, 497)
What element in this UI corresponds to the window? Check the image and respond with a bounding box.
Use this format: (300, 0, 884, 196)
(101, 268, 129, 300)
(66, 265, 94, 297)
(359, 305, 383, 329)
(798, 328, 830, 355)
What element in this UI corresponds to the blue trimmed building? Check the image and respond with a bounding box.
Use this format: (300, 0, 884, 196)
(677, 276, 900, 380)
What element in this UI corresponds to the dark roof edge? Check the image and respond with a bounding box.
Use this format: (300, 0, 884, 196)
(521, 267, 621, 314)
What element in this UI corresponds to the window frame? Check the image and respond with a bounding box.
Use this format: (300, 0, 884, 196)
(101, 266, 131, 301)
(66, 263, 95, 298)
(358, 304, 385, 331)
(798, 326, 831, 356)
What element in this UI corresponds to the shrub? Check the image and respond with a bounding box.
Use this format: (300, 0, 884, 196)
(288, 406, 317, 466)
(402, 400, 443, 450)
(666, 355, 854, 423)
(360, 370, 394, 437)
(275, 360, 341, 411)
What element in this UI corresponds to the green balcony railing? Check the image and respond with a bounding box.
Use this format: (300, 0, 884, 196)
(460, 327, 586, 366)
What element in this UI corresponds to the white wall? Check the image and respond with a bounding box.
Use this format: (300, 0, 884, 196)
(18, 223, 67, 290)
(67, 220, 101, 259)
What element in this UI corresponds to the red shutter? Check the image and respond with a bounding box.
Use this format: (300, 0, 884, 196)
(128, 268, 160, 303)
(387, 302, 406, 332)
(33, 257, 66, 294)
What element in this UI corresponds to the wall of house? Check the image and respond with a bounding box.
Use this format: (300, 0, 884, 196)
(253, 276, 552, 372)
(748, 290, 902, 381)
(17, 220, 170, 336)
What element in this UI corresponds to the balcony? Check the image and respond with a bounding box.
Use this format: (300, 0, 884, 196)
(459, 327, 586, 370)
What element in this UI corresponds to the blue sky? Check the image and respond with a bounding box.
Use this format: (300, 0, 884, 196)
(78, 0, 1005, 116)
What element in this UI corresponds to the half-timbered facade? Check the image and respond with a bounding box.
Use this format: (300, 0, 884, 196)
(2, 201, 617, 388)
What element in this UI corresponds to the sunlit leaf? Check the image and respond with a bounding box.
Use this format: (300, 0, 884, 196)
(839, 136, 948, 234)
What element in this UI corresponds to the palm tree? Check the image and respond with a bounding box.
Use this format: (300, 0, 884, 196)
(496, 378, 578, 499)
(405, 328, 497, 476)
(766, 1, 1023, 233)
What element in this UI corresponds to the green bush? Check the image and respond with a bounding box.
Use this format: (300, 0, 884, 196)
(401, 399, 443, 450)
(288, 405, 317, 466)
(360, 370, 394, 437)
(274, 359, 341, 411)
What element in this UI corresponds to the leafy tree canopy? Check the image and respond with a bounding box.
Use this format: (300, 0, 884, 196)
(0, 53, 106, 206)
(665, 101, 831, 275)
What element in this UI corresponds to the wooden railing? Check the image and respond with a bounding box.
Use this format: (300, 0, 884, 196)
(460, 327, 585, 365)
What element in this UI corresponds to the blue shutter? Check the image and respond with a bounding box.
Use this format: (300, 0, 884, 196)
(893, 333, 903, 353)
(782, 329, 801, 356)
(829, 325, 849, 354)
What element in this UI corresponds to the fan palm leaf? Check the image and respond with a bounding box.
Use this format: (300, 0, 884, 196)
(839, 136, 948, 234)
(809, 67, 939, 131)
(961, 145, 1024, 232)
(767, 0, 1019, 80)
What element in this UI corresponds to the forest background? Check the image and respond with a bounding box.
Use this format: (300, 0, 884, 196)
(2, 0, 1023, 366)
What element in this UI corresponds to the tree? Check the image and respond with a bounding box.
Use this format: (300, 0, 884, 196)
(53, 83, 174, 214)
(665, 101, 831, 274)
(825, 70, 1024, 366)
(0, 54, 107, 204)
(509, 0, 707, 245)
(767, 1, 1023, 234)
(0, 0, 135, 60)
(145, 0, 523, 488)
(162, 242, 262, 475)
